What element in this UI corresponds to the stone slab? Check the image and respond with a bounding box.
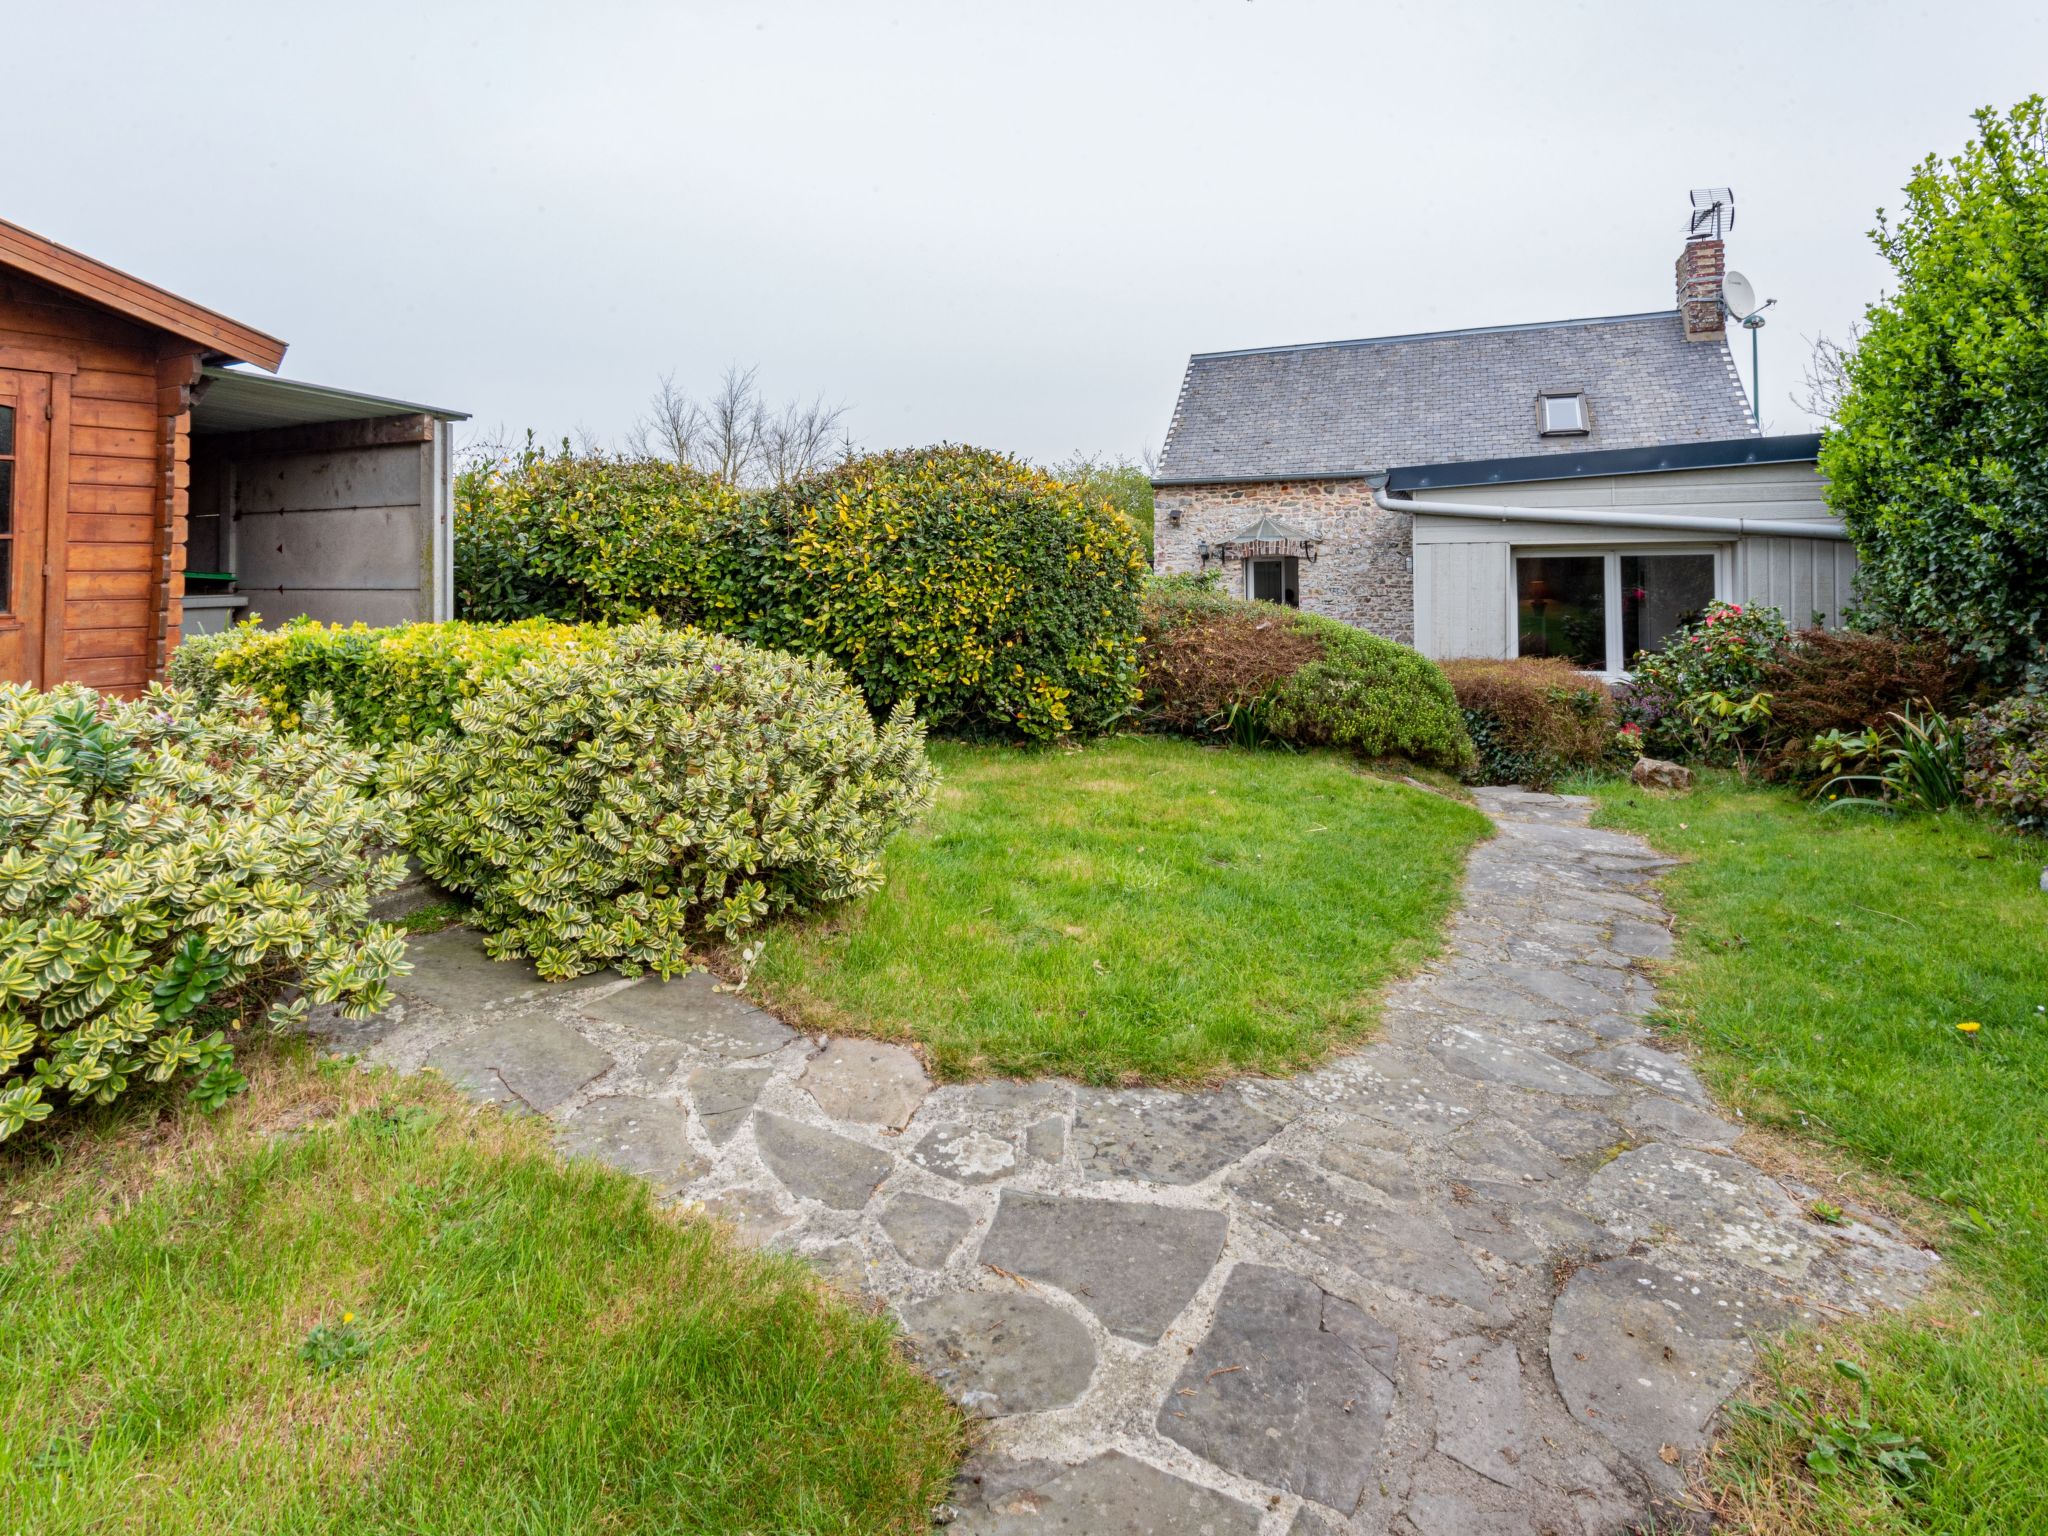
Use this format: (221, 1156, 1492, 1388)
(1583, 1144, 1821, 1280)
(799, 1038, 930, 1129)
(901, 1289, 1096, 1416)
(979, 1192, 1228, 1343)
(1430, 1334, 1526, 1489)
(912, 1121, 1022, 1185)
(1550, 1257, 1776, 1493)
(1157, 1264, 1395, 1510)
(1622, 1092, 1741, 1148)
(879, 1191, 975, 1269)
(1323, 1047, 1478, 1131)
(555, 1095, 706, 1193)
(1517, 1103, 1625, 1161)
(1229, 1157, 1503, 1319)
(1429, 1024, 1618, 1099)
(967, 1080, 1066, 1112)
(698, 1184, 794, 1246)
(752, 1112, 894, 1211)
(583, 973, 796, 1059)
(1580, 1042, 1710, 1105)
(686, 1064, 772, 1145)
(1073, 1087, 1282, 1185)
(393, 926, 612, 1013)
(952, 1451, 1262, 1535)
(1402, 1492, 1534, 1536)
(425, 1016, 612, 1113)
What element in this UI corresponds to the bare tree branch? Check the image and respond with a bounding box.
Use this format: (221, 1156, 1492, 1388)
(630, 372, 707, 467)
(1795, 324, 1863, 425)
(631, 366, 852, 486)
(759, 394, 850, 485)
(702, 365, 766, 484)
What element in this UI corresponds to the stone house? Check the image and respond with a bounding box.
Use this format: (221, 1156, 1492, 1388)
(1151, 219, 1857, 675)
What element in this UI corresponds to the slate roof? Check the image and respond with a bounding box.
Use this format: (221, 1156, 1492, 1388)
(1154, 311, 1758, 485)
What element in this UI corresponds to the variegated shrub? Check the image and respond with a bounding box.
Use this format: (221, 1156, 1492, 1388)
(381, 623, 936, 980)
(0, 685, 411, 1141)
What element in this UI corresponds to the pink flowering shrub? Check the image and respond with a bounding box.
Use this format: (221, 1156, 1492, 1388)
(1618, 601, 1790, 760)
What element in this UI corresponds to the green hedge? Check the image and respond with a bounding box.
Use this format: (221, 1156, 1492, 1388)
(1139, 576, 1474, 772)
(455, 452, 736, 624)
(0, 684, 409, 1141)
(454, 445, 1148, 741)
(169, 618, 591, 746)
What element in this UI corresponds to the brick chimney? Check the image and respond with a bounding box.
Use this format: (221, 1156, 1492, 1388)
(1676, 236, 1726, 342)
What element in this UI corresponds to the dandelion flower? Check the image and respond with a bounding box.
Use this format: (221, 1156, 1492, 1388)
(1957, 1021, 1981, 1035)
(342, 1311, 356, 1324)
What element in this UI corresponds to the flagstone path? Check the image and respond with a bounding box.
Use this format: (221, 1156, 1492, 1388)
(319, 787, 1936, 1534)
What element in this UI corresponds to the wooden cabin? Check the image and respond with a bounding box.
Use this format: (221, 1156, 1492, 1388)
(0, 217, 464, 696)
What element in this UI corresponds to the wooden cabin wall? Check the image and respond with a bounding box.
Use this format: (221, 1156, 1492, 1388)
(0, 272, 188, 694)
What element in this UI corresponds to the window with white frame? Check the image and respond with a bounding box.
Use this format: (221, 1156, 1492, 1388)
(1537, 391, 1589, 436)
(1514, 549, 1718, 675)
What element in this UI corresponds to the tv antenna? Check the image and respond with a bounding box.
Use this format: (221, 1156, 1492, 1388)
(1688, 187, 1734, 241)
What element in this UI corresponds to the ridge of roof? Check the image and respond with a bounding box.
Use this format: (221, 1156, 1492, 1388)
(1188, 310, 1681, 363)
(0, 216, 287, 371)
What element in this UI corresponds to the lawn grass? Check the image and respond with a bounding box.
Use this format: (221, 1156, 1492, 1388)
(0, 1045, 962, 1536)
(1593, 777, 2048, 1534)
(746, 734, 1491, 1084)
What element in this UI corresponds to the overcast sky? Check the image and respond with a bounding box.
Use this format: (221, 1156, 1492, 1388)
(13, 2, 2046, 461)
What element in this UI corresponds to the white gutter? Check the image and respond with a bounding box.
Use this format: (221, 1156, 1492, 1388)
(1373, 488, 1849, 542)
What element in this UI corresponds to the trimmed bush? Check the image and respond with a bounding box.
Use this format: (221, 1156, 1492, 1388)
(170, 617, 590, 746)
(1962, 694, 2048, 832)
(694, 446, 1147, 740)
(455, 449, 736, 624)
(1756, 628, 1973, 780)
(1139, 577, 1475, 772)
(381, 623, 937, 979)
(0, 684, 409, 1141)
(1440, 658, 1622, 789)
(1138, 575, 1321, 733)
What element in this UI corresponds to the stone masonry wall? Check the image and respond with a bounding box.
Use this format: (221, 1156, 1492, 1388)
(1153, 478, 1414, 645)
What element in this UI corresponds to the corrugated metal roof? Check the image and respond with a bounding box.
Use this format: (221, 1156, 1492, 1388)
(1224, 514, 1317, 543)
(1154, 311, 1758, 484)
(192, 366, 468, 434)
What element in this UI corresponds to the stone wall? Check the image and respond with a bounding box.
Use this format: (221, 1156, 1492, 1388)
(1152, 478, 1414, 644)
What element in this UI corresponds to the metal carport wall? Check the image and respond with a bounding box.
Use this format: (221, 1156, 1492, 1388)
(185, 368, 468, 634)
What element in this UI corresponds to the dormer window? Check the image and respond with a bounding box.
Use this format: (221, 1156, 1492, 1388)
(1538, 391, 1589, 436)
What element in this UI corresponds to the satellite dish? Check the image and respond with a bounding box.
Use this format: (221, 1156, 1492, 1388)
(1722, 270, 1760, 321)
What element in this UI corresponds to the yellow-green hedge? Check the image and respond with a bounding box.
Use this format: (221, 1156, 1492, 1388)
(168, 618, 590, 746)
(694, 447, 1147, 739)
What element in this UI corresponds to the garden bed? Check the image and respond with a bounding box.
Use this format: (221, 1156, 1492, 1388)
(743, 735, 1491, 1084)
